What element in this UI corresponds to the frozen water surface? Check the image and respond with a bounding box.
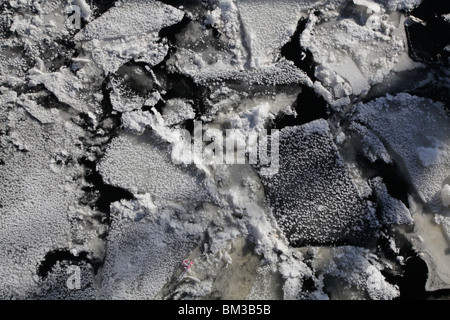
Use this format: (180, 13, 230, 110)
(0, 0, 449, 300)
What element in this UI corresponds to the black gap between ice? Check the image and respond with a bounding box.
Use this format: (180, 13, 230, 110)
(355, 154, 411, 206)
(150, 61, 207, 134)
(158, 14, 191, 45)
(390, 256, 450, 300)
(37, 249, 98, 278)
(79, 157, 134, 222)
(405, 0, 450, 65)
(278, 17, 330, 130)
(90, 0, 116, 18)
(272, 86, 329, 130)
(280, 18, 316, 80)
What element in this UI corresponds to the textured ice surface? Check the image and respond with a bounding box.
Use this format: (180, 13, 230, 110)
(351, 93, 450, 208)
(260, 119, 374, 246)
(236, 0, 314, 67)
(98, 132, 210, 206)
(301, 1, 410, 100)
(100, 202, 200, 299)
(370, 177, 413, 225)
(323, 246, 399, 300)
(1, 0, 448, 301)
(351, 93, 450, 291)
(73, 0, 183, 74)
(74, 0, 184, 41)
(0, 92, 95, 298)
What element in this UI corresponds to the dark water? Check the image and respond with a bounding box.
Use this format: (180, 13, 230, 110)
(406, 0, 450, 65)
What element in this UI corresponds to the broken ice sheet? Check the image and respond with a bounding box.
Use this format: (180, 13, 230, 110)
(351, 93, 450, 291)
(1, 0, 450, 301)
(259, 119, 376, 246)
(98, 132, 211, 207)
(235, 0, 316, 68)
(0, 94, 99, 298)
(322, 246, 400, 300)
(301, 0, 413, 101)
(100, 202, 201, 299)
(74, 0, 184, 74)
(351, 93, 450, 210)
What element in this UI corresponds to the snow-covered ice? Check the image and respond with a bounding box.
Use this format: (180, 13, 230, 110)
(1, 0, 449, 301)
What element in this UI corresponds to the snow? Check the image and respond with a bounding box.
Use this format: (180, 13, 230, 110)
(0, 91, 98, 298)
(351, 93, 450, 208)
(98, 132, 210, 206)
(229, 102, 273, 133)
(260, 119, 374, 245)
(74, 0, 184, 41)
(301, 2, 410, 100)
(73, 0, 184, 74)
(324, 246, 399, 300)
(162, 99, 196, 126)
(236, 0, 315, 68)
(110, 193, 157, 222)
(370, 177, 414, 225)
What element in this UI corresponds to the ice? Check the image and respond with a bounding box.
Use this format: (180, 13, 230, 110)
(73, 0, 184, 74)
(98, 132, 210, 206)
(178, 58, 312, 88)
(0, 93, 97, 298)
(351, 93, 450, 208)
(381, 0, 423, 11)
(74, 0, 184, 41)
(17, 96, 60, 124)
(260, 119, 374, 246)
(408, 199, 450, 291)
(99, 204, 200, 299)
(236, 0, 315, 68)
(29, 67, 96, 114)
(278, 254, 314, 300)
(351, 93, 450, 291)
(34, 262, 96, 300)
(370, 177, 413, 225)
(442, 185, 450, 207)
(246, 265, 283, 300)
(323, 246, 399, 300)
(71, 0, 92, 20)
(417, 145, 449, 168)
(121, 110, 154, 135)
(110, 193, 157, 222)
(162, 99, 196, 126)
(1, 0, 448, 300)
(353, 0, 381, 14)
(301, 1, 409, 100)
(348, 122, 392, 164)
